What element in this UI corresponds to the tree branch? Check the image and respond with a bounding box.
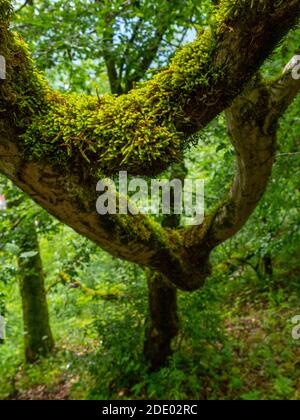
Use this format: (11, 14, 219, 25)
(14, 0, 33, 15)
(1, 1, 300, 291)
(2, 1, 300, 177)
(185, 61, 300, 255)
(101, 12, 123, 95)
(124, 26, 168, 93)
(47, 271, 123, 301)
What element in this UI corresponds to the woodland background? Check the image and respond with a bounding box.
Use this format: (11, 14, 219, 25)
(0, 0, 300, 400)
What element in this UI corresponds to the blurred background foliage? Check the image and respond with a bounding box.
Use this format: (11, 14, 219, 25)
(0, 0, 300, 400)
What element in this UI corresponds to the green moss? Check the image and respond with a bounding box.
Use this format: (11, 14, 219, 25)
(0, 0, 217, 175)
(0, 31, 50, 125)
(21, 90, 184, 175)
(18, 26, 219, 175)
(0, 1, 12, 20)
(1, 0, 293, 177)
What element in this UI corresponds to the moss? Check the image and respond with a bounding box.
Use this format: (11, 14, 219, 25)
(0, 30, 50, 125)
(1, 0, 296, 177)
(18, 25, 219, 175)
(0, 1, 12, 20)
(0, 0, 218, 175)
(21, 90, 184, 175)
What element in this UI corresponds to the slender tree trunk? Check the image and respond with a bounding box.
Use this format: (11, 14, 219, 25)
(261, 254, 273, 279)
(17, 221, 54, 363)
(144, 163, 187, 369)
(144, 272, 179, 370)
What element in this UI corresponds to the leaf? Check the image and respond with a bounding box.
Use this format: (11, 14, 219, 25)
(4, 243, 20, 256)
(19, 251, 39, 259)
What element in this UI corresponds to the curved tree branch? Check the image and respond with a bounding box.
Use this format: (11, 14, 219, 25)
(0, 1, 300, 292)
(1, 1, 300, 176)
(185, 63, 300, 256)
(0, 123, 204, 291)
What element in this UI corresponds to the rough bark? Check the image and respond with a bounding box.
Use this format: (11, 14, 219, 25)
(0, 131, 204, 290)
(17, 220, 54, 362)
(144, 272, 179, 370)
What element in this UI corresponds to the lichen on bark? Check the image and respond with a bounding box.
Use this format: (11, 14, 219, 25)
(1, 0, 300, 294)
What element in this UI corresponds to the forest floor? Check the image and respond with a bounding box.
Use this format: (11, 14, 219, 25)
(1, 265, 300, 400)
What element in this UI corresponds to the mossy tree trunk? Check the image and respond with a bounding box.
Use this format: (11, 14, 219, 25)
(17, 220, 54, 363)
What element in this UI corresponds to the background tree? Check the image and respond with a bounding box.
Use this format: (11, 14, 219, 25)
(13, 0, 210, 93)
(0, 178, 55, 361)
(17, 218, 54, 362)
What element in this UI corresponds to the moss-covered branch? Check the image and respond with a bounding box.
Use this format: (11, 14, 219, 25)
(47, 271, 123, 301)
(1, 0, 300, 176)
(1, 1, 300, 292)
(0, 126, 199, 290)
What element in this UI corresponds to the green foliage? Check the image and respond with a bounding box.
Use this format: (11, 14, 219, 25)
(2, 239, 300, 400)
(0, 0, 300, 401)
(13, 0, 211, 93)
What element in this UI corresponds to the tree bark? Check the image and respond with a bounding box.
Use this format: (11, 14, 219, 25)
(17, 220, 54, 362)
(144, 272, 179, 370)
(144, 163, 187, 369)
(261, 254, 273, 279)
(140, 65, 299, 368)
(0, 2, 300, 296)
(185, 70, 300, 253)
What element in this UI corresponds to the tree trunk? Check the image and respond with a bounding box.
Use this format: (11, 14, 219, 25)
(144, 163, 186, 369)
(17, 221, 54, 363)
(144, 272, 179, 370)
(261, 254, 273, 279)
